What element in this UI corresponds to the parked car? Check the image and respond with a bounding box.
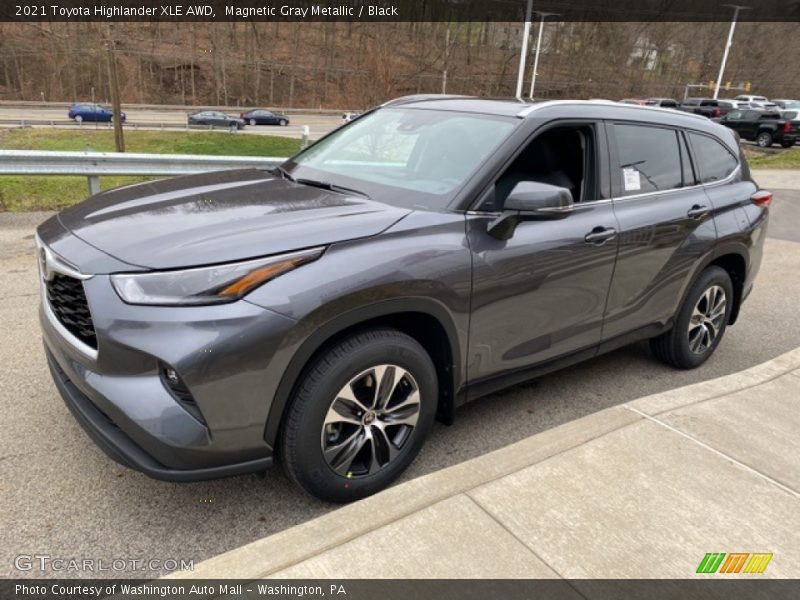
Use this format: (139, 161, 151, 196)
(342, 111, 361, 124)
(679, 98, 721, 118)
(716, 99, 750, 116)
(187, 111, 246, 129)
(716, 109, 798, 147)
(240, 109, 289, 126)
(734, 94, 769, 104)
(773, 99, 800, 110)
(68, 103, 125, 123)
(644, 97, 679, 108)
(37, 97, 769, 502)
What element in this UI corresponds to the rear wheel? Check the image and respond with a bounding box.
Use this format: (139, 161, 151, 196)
(650, 266, 733, 369)
(756, 131, 773, 147)
(280, 119, 288, 126)
(280, 328, 437, 503)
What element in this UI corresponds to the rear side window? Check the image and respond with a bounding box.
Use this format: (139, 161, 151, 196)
(687, 133, 738, 183)
(614, 124, 682, 195)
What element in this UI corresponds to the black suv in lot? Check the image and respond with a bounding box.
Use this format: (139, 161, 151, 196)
(38, 97, 769, 502)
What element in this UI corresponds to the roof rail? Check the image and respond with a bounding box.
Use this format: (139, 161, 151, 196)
(380, 94, 474, 108)
(516, 99, 711, 122)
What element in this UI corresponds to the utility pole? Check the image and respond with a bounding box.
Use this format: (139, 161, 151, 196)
(514, 0, 533, 100)
(105, 24, 125, 152)
(528, 12, 559, 99)
(713, 5, 749, 100)
(442, 27, 450, 94)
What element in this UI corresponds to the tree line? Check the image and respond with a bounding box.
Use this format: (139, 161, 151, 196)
(0, 21, 797, 108)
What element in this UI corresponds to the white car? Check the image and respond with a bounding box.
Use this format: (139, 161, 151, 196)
(341, 112, 361, 124)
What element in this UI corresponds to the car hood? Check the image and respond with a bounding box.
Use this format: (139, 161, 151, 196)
(58, 169, 412, 269)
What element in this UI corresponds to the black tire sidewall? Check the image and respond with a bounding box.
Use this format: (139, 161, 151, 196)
(282, 331, 438, 502)
(672, 267, 733, 368)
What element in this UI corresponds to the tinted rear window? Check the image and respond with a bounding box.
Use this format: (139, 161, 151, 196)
(688, 133, 738, 184)
(615, 124, 682, 195)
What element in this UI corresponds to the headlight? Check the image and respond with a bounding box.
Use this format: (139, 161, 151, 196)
(111, 247, 324, 306)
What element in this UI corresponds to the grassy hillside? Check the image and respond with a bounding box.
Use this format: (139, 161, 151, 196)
(0, 129, 301, 211)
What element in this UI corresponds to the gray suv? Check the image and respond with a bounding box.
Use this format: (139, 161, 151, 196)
(38, 97, 769, 502)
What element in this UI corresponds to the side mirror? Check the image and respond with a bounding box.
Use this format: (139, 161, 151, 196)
(487, 181, 574, 240)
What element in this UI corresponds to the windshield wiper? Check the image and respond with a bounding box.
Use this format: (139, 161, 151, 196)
(295, 178, 371, 199)
(271, 165, 296, 182)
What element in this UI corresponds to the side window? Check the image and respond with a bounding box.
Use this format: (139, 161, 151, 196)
(727, 111, 742, 120)
(687, 132, 738, 183)
(614, 124, 682, 195)
(488, 124, 597, 210)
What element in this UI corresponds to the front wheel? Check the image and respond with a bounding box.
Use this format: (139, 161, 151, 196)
(249, 118, 257, 126)
(279, 119, 288, 126)
(280, 328, 438, 503)
(650, 266, 733, 369)
(756, 131, 774, 147)
(74, 115, 83, 124)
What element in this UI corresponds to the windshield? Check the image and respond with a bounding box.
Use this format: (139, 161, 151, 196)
(285, 108, 517, 210)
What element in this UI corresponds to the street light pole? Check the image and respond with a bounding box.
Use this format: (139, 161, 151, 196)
(514, 0, 533, 100)
(713, 4, 750, 99)
(528, 12, 559, 99)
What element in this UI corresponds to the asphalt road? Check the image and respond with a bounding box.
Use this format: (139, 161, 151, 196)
(1, 192, 799, 579)
(0, 106, 343, 139)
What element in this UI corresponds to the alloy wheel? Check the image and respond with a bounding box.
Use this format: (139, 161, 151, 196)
(321, 365, 421, 478)
(687, 285, 726, 354)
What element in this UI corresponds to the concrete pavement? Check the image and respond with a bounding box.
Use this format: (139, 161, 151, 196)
(170, 347, 800, 579)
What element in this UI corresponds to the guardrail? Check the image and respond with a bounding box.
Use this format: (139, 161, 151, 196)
(0, 150, 287, 195)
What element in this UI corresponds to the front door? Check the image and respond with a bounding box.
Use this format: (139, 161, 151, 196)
(466, 122, 619, 387)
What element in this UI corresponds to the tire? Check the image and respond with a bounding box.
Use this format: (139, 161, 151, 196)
(780, 139, 795, 148)
(650, 266, 733, 369)
(280, 328, 438, 503)
(74, 115, 82, 124)
(756, 131, 773, 147)
(249, 119, 256, 126)
(280, 119, 288, 126)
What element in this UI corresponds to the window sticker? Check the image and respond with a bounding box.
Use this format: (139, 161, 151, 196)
(623, 167, 641, 191)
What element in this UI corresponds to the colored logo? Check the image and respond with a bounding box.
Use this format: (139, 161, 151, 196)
(697, 552, 773, 574)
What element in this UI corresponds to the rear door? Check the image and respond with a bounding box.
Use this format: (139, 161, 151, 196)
(601, 122, 717, 343)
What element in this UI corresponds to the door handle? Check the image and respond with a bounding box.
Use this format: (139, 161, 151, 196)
(584, 226, 617, 244)
(687, 204, 709, 219)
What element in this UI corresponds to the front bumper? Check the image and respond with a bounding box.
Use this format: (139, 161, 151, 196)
(46, 347, 272, 481)
(37, 220, 299, 480)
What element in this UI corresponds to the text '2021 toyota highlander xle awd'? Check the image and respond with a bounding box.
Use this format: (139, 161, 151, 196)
(37, 96, 769, 502)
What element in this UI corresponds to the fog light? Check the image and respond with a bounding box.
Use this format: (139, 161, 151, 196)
(159, 363, 206, 425)
(164, 367, 180, 386)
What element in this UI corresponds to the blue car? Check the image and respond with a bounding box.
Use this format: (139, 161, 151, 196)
(68, 103, 125, 123)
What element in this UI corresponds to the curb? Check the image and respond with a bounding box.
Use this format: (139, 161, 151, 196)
(166, 346, 800, 579)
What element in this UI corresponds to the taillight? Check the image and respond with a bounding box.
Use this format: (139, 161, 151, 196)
(784, 121, 792, 133)
(751, 190, 772, 208)
(714, 108, 721, 118)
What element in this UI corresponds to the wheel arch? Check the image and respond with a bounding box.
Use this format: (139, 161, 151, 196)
(264, 298, 463, 450)
(709, 250, 747, 325)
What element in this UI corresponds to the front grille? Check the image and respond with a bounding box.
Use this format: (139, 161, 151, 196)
(46, 274, 97, 349)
